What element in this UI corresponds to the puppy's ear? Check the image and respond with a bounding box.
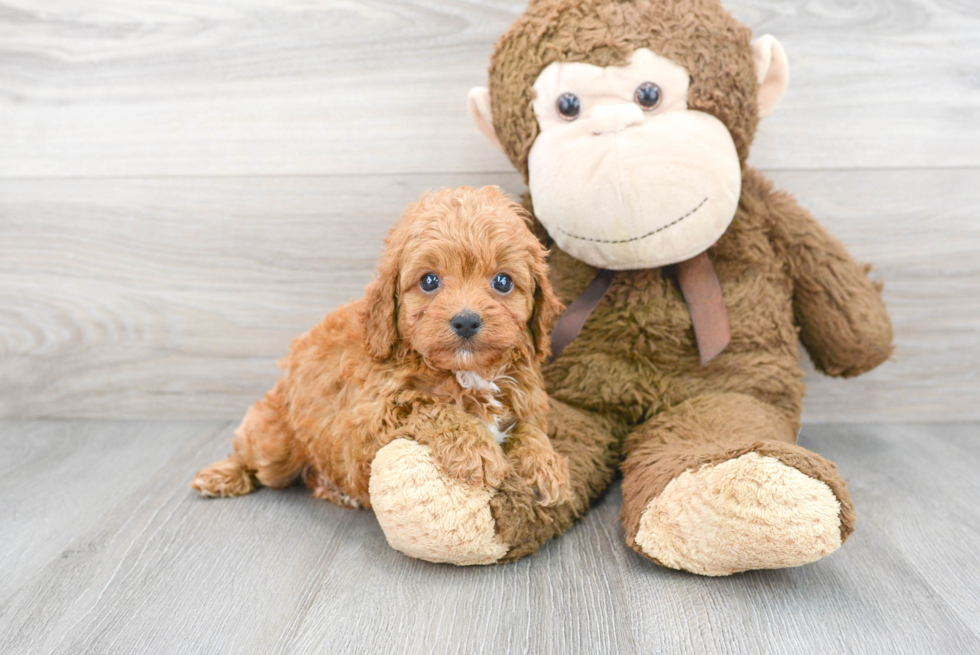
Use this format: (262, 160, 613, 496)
(528, 249, 564, 362)
(363, 240, 401, 361)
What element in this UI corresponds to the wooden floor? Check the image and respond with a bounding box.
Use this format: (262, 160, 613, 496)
(2, 420, 978, 654)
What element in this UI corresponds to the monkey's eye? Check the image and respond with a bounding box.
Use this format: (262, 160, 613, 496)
(556, 93, 581, 121)
(491, 273, 514, 294)
(419, 273, 440, 293)
(634, 82, 662, 110)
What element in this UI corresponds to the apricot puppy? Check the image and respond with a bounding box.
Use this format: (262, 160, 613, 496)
(191, 186, 569, 509)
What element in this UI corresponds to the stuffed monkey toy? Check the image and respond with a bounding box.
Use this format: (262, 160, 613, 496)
(368, 0, 893, 575)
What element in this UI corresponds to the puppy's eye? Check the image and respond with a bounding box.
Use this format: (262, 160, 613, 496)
(491, 273, 513, 294)
(556, 93, 581, 121)
(634, 82, 662, 110)
(419, 273, 440, 293)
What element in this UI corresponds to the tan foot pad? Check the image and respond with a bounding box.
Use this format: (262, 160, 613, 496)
(635, 452, 843, 576)
(369, 439, 508, 566)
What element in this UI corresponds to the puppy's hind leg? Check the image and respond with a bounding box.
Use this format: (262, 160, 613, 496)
(191, 381, 305, 498)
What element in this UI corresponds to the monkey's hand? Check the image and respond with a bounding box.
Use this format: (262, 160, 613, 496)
(767, 186, 894, 377)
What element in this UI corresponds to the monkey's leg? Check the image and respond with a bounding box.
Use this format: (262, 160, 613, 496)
(191, 381, 305, 497)
(620, 392, 854, 576)
(368, 398, 620, 565)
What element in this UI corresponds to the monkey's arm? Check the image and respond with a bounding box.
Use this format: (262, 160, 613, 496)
(766, 189, 893, 378)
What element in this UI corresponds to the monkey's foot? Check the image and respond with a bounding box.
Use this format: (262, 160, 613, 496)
(369, 439, 508, 565)
(632, 450, 848, 576)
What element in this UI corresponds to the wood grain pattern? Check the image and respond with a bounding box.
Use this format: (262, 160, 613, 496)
(2, 169, 977, 420)
(1, 0, 979, 177)
(2, 1, 977, 421)
(1, 420, 978, 653)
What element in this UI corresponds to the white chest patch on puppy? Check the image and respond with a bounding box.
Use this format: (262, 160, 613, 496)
(455, 370, 515, 443)
(454, 370, 501, 393)
(483, 418, 515, 445)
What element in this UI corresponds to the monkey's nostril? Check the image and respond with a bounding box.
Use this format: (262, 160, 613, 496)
(450, 311, 482, 340)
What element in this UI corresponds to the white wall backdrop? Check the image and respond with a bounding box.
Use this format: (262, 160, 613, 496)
(1, 0, 978, 420)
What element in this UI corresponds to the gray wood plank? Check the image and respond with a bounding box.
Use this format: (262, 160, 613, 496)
(808, 423, 980, 639)
(1, 0, 978, 177)
(1, 420, 979, 654)
(2, 169, 977, 421)
(0, 419, 229, 600)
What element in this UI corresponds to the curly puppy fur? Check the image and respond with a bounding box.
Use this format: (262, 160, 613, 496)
(191, 186, 569, 508)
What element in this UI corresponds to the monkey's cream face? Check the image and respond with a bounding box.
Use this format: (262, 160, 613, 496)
(527, 48, 742, 270)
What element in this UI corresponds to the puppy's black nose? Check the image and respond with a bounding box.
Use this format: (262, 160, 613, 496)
(450, 311, 482, 339)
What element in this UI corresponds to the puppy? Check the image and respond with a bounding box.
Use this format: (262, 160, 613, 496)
(191, 186, 569, 508)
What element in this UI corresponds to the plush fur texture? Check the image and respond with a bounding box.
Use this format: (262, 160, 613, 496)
(369, 0, 892, 573)
(489, 0, 761, 179)
(489, 1, 891, 573)
(191, 186, 571, 510)
(634, 452, 844, 576)
(492, 168, 886, 568)
(370, 438, 509, 565)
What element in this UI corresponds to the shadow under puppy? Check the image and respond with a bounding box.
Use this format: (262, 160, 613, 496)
(192, 186, 569, 512)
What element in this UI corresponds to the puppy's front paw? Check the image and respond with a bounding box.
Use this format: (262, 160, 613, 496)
(511, 447, 570, 506)
(428, 431, 510, 491)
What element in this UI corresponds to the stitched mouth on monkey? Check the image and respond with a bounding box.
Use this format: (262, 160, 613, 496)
(524, 49, 745, 271)
(528, 111, 743, 271)
(553, 196, 710, 244)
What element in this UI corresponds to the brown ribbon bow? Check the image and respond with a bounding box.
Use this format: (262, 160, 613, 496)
(548, 252, 730, 365)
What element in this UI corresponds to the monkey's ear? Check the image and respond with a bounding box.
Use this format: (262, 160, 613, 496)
(751, 35, 790, 118)
(468, 87, 504, 151)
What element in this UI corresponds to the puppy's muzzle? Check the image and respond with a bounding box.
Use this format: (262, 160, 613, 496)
(450, 311, 482, 340)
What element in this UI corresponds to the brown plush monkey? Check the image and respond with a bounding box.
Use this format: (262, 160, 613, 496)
(368, 0, 893, 575)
